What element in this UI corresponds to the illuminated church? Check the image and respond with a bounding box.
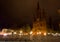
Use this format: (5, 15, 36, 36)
(32, 2, 47, 33)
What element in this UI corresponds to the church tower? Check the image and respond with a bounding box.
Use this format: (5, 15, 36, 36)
(32, 1, 47, 33)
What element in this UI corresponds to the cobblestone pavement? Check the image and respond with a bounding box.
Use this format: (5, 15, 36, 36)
(0, 35, 60, 42)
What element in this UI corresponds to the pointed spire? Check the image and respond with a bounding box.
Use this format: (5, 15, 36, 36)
(33, 2, 40, 21)
(36, 1, 40, 20)
(37, 1, 39, 10)
(33, 13, 36, 21)
(42, 8, 46, 19)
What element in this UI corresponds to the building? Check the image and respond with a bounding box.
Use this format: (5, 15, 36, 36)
(2, 28, 14, 33)
(32, 1, 47, 33)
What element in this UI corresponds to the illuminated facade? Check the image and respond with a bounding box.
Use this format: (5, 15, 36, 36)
(2, 28, 14, 33)
(32, 2, 47, 33)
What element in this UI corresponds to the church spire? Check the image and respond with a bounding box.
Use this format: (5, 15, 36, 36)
(37, 1, 39, 10)
(36, 1, 41, 21)
(33, 1, 40, 21)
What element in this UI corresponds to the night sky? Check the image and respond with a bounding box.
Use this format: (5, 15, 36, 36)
(0, 0, 60, 29)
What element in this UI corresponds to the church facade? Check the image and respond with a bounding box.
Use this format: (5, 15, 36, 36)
(32, 2, 47, 33)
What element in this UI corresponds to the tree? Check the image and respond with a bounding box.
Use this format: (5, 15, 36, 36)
(25, 24, 31, 33)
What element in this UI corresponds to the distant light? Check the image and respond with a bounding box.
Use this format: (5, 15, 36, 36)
(37, 32, 39, 35)
(24, 33, 28, 35)
(8, 33, 12, 35)
(19, 34, 22, 35)
(14, 32, 17, 34)
(30, 31, 33, 35)
(37, 32, 41, 35)
(44, 32, 46, 36)
(19, 33, 23, 36)
(2, 29, 8, 33)
(20, 30, 23, 34)
(58, 33, 60, 36)
(48, 33, 50, 35)
(39, 32, 41, 34)
(51, 33, 54, 35)
(19, 30, 23, 36)
(3, 33, 7, 36)
(51, 33, 58, 36)
(55, 33, 58, 34)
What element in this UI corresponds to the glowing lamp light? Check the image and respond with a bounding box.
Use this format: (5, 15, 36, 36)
(52, 33, 58, 36)
(19, 30, 23, 36)
(8, 33, 12, 35)
(3, 33, 7, 36)
(58, 33, 60, 36)
(19, 34, 21, 35)
(39, 32, 41, 34)
(44, 32, 46, 36)
(14, 32, 17, 34)
(48, 33, 50, 35)
(24, 33, 28, 35)
(37, 32, 39, 35)
(56, 33, 58, 35)
(20, 30, 23, 34)
(51, 33, 56, 36)
(37, 32, 41, 35)
(30, 31, 33, 35)
(19, 33, 23, 35)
